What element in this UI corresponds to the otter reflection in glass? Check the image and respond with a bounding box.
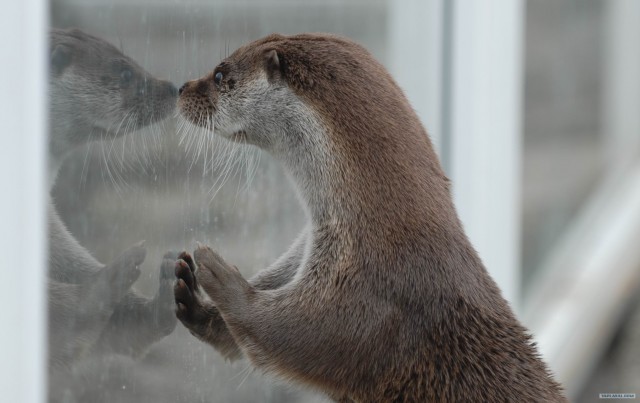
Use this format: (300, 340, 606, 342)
(47, 28, 177, 372)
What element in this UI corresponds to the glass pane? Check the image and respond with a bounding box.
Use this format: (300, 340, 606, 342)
(47, 0, 395, 401)
(521, 0, 606, 291)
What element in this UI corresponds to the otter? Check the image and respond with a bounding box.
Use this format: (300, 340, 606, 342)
(174, 33, 566, 402)
(48, 28, 177, 368)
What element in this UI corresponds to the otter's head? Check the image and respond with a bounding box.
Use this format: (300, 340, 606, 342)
(49, 28, 177, 152)
(178, 33, 418, 157)
(178, 35, 312, 153)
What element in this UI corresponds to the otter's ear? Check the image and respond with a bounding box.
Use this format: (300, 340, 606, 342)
(51, 45, 72, 76)
(263, 49, 281, 79)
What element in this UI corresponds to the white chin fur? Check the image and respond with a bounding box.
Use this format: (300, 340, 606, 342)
(214, 121, 245, 138)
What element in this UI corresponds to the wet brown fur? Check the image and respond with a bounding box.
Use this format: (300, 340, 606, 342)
(175, 33, 567, 402)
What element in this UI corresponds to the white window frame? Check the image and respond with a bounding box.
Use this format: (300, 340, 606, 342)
(447, 0, 524, 308)
(0, 0, 48, 402)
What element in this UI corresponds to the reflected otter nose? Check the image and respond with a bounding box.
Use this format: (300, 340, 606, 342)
(165, 82, 178, 97)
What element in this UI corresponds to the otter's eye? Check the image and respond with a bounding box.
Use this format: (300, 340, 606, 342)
(214, 71, 223, 86)
(120, 69, 133, 88)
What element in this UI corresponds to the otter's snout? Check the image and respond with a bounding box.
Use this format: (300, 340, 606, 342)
(179, 80, 211, 97)
(177, 79, 216, 128)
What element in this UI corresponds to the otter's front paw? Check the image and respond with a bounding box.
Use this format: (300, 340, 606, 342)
(192, 245, 251, 311)
(174, 251, 242, 359)
(174, 252, 220, 336)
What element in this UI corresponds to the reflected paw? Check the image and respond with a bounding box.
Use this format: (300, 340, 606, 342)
(152, 251, 179, 334)
(91, 242, 145, 306)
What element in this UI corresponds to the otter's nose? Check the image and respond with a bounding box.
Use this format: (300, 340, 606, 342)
(178, 83, 188, 95)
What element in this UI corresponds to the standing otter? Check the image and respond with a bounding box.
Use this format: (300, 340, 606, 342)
(175, 33, 566, 402)
(48, 28, 177, 368)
